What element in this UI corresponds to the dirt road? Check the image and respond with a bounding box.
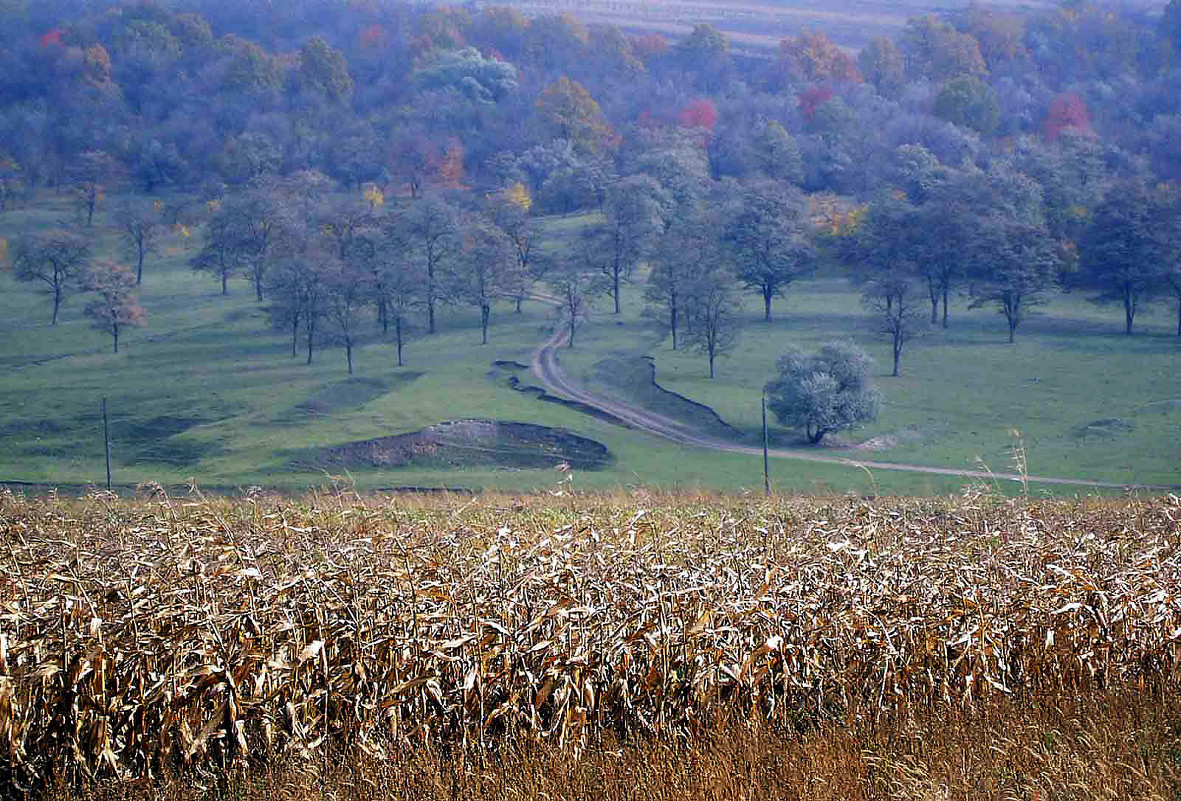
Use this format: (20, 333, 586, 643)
(531, 323, 1156, 491)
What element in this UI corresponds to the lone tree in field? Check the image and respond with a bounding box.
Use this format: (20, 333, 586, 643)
(116, 200, 160, 285)
(765, 341, 879, 445)
(13, 229, 91, 324)
(83, 261, 145, 353)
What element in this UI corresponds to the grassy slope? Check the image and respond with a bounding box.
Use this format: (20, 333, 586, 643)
(1, 196, 1176, 494)
(550, 230, 1180, 490)
(0, 194, 907, 495)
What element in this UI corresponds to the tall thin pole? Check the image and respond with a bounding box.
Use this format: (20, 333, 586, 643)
(102, 396, 111, 492)
(762, 393, 770, 497)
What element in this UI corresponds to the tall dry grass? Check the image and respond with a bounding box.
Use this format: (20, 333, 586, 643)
(1, 488, 1179, 799)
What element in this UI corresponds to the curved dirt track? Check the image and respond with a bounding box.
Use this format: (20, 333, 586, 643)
(531, 322, 1158, 491)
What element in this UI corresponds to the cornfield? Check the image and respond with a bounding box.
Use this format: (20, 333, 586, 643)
(0, 489, 1179, 795)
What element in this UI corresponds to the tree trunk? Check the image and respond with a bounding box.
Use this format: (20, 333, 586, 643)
(136, 252, 144, 285)
(613, 266, 621, 314)
(763, 286, 773, 322)
(112, 325, 119, 354)
(708, 350, 715, 379)
(942, 283, 950, 329)
(378, 299, 388, 334)
(306, 329, 314, 365)
(427, 261, 437, 334)
(1124, 295, 1135, 335)
(670, 302, 678, 350)
(255, 273, 264, 302)
(515, 294, 523, 314)
(346, 342, 353, 375)
(927, 279, 939, 324)
(51, 286, 61, 325)
(481, 304, 490, 344)
(892, 334, 901, 377)
(221, 272, 228, 296)
(291, 318, 299, 357)
(568, 315, 576, 349)
(395, 316, 404, 367)
(1008, 320, 1016, 344)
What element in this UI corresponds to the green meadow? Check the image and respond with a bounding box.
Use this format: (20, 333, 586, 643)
(0, 195, 1177, 495)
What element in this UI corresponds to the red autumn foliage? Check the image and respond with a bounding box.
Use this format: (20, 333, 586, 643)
(798, 86, 834, 120)
(359, 24, 388, 49)
(1045, 93, 1091, 142)
(678, 98, 718, 131)
(39, 28, 64, 49)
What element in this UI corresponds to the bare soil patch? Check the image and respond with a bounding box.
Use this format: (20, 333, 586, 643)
(307, 419, 614, 471)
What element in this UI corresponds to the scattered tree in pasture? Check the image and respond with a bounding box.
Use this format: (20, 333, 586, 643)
(69, 151, 117, 227)
(765, 341, 879, 444)
(190, 213, 238, 295)
(595, 175, 666, 314)
(374, 253, 423, 368)
(846, 194, 928, 376)
(969, 221, 1060, 342)
(215, 186, 293, 302)
(559, 243, 608, 349)
(266, 253, 329, 365)
(396, 195, 460, 335)
(324, 260, 370, 374)
(12, 229, 91, 325)
(864, 275, 926, 378)
(485, 187, 548, 312)
(83, 261, 145, 353)
(683, 266, 740, 379)
(644, 214, 713, 351)
(723, 178, 814, 322)
(317, 198, 375, 262)
(1157, 185, 1181, 336)
(458, 221, 518, 345)
(1077, 180, 1163, 335)
(116, 200, 160, 285)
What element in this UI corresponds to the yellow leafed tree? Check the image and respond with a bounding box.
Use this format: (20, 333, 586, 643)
(505, 182, 532, 212)
(363, 184, 385, 209)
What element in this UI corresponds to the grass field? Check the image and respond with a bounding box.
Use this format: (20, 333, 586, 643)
(560, 263, 1181, 488)
(5, 490, 1181, 799)
(0, 194, 1177, 495)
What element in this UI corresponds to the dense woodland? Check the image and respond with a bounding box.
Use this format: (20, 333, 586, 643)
(3, 0, 1181, 378)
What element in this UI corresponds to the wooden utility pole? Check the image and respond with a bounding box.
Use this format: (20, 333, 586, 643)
(762, 393, 770, 496)
(102, 396, 111, 491)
